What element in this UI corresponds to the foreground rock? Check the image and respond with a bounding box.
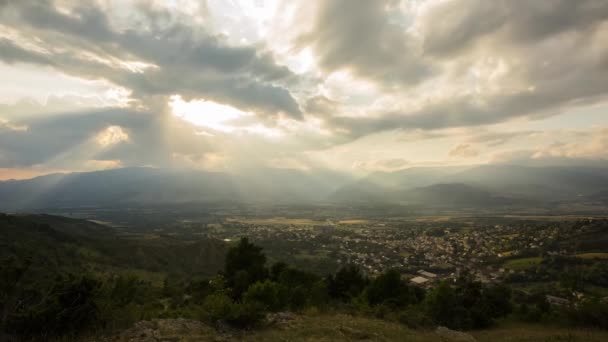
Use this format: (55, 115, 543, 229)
(435, 326, 477, 342)
(105, 319, 219, 342)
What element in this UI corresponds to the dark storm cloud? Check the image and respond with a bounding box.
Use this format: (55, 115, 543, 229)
(0, 0, 302, 119)
(300, 0, 431, 88)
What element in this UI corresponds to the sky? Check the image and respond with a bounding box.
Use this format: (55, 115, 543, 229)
(1, 0, 608, 180)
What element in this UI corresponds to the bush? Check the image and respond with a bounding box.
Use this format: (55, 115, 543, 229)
(228, 300, 266, 328)
(243, 280, 288, 311)
(566, 299, 608, 329)
(201, 291, 267, 328)
(201, 292, 235, 323)
(399, 305, 433, 328)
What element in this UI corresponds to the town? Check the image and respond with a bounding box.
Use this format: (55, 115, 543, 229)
(147, 214, 608, 295)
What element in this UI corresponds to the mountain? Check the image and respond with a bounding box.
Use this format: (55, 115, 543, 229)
(331, 164, 608, 207)
(0, 167, 351, 210)
(399, 183, 513, 207)
(2, 164, 608, 211)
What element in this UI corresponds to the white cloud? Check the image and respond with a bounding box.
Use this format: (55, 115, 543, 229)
(96, 125, 129, 147)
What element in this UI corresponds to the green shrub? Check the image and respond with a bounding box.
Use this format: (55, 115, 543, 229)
(201, 292, 235, 323)
(243, 280, 288, 311)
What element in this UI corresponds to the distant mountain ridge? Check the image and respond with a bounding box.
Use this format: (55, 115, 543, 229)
(331, 164, 608, 207)
(1, 164, 608, 210)
(0, 167, 350, 210)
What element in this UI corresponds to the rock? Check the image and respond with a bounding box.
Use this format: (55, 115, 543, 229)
(338, 326, 376, 340)
(108, 319, 216, 342)
(266, 311, 297, 326)
(435, 326, 477, 342)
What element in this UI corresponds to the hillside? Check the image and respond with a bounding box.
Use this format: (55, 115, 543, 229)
(0, 213, 228, 279)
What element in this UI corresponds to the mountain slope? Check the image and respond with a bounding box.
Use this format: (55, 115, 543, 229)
(0, 167, 351, 210)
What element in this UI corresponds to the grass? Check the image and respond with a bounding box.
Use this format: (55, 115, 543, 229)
(472, 322, 608, 342)
(503, 257, 542, 271)
(575, 252, 608, 260)
(246, 313, 436, 342)
(499, 250, 515, 257)
(100, 313, 608, 342)
(246, 315, 608, 342)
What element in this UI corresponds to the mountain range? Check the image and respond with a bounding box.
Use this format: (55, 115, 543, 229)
(1, 163, 608, 210)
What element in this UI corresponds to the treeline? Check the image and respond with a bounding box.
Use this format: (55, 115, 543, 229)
(2, 238, 608, 340)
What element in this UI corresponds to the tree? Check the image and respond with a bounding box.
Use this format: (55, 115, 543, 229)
(425, 282, 460, 328)
(224, 238, 268, 298)
(10, 275, 99, 336)
(366, 269, 424, 307)
(327, 265, 368, 301)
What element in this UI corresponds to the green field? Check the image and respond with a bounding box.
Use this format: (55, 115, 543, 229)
(503, 257, 542, 270)
(338, 219, 370, 224)
(576, 252, 608, 260)
(227, 217, 324, 226)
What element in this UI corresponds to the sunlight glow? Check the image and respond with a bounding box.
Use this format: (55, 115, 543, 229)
(169, 95, 247, 133)
(169, 95, 283, 137)
(96, 126, 129, 147)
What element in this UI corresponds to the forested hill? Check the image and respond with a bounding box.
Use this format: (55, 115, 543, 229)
(0, 213, 227, 279)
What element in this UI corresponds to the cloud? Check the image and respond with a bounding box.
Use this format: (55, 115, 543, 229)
(1, 0, 608, 176)
(310, 0, 608, 141)
(0, 0, 302, 119)
(303, 95, 339, 118)
(489, 128, 608, 163)
(95, 125, 129, 147)
(533, 128, 608, 159)
(375, 158, 409, 170)
(300, 0, 431, 88)
(421, 0, 608, 57)
(467, 130, 540, 147)
(448, 144, 479, 159)
(0, 106, 218, 169)
(0, 118, 27, 132)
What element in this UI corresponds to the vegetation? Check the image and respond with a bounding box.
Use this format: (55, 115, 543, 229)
(503, 257, 543, 271)
(2, 214, 608, 340)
